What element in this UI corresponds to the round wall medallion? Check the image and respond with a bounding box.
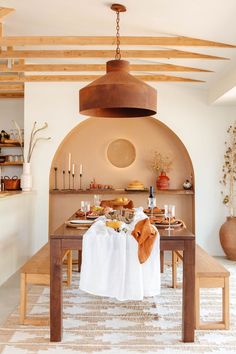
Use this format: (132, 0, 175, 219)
(107, 139, 136, 168)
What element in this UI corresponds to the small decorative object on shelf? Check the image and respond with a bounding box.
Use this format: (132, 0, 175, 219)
(183, 179, 192, 190)
(88, 177, 113, 190)
(126, 180, 146, 191)
(53, 167, 58, 190)
(21, 162, 32, 192)
(72, 173, 75, 190)
(151, 152, 172, 190)
(62, 170, 65, 190)
(156, 171, 170, 190)
(79, 164, 83, 190)
(0, 130, 10, 143)
(219, 121, 236, 260)
(68, 170, 71, 190)
(21, 121, 51, 192)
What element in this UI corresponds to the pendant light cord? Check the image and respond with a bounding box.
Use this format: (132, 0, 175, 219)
(115, 10, 121, 60)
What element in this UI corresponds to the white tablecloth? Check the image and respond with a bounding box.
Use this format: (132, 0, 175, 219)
(79, 207, 160, 301)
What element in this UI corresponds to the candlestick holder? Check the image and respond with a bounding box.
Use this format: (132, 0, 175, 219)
(79, 173, 82, 190)
(72, 173, 75, 190)
(53, 167, 58, 190)
(62, 170, 65, 190)
(68, 170, 71, 190)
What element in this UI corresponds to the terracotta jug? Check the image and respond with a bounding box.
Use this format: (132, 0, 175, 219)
(156, 171, 170, 190)
(219, 216, 236, 260)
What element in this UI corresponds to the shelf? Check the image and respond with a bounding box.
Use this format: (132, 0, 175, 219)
(156, 189, 194, 195)
(0, 162, 23, 166)
(50, 188, 194, 195)
(0, 143, 23, 147)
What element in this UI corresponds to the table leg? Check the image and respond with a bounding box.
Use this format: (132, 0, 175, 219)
(50, 238, 62, 342)
(182, 239, 195, 342)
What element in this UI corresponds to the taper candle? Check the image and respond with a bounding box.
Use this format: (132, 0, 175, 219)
(80, 164, 83, 175)
(72, 163, 75, 175)
(68, 153, 71, 172)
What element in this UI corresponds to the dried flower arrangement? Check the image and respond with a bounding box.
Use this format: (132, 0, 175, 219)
(26, 122, 51, 162)
(151, 152, 172, 175)
(220, 122, 236, 216)
(13, 120, 51, 163)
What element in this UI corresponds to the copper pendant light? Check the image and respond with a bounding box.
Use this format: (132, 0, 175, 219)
(79, 4, 157, 118)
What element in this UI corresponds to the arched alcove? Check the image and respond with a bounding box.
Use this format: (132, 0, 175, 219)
(49, 117, 195, 233)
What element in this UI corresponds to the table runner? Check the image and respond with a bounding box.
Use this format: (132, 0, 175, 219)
(79, 207, 160, 301)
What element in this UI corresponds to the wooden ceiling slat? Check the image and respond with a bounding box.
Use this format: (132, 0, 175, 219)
(0, 63, 212, 72)
(0, 74, 204, 83)
(0, 35, 234, 47)
(0, 92, 23, 98)
(0, 83, 24, 90)
(0, 49, 227, 59)
(0, 7, 15, 21)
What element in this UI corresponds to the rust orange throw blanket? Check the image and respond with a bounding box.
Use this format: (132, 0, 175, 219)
(131, 218, 157, 264)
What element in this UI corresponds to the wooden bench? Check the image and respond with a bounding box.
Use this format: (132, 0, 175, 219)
(20, 243, 72, 325)
(172, 245, 230, 330)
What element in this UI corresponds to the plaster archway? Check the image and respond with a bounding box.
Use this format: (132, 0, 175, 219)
(49, 117, 195, 233)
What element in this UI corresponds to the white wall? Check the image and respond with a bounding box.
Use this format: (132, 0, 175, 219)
(0, 99, 31, 286)
(24, 82, 236, 255)
(0, 192, 35, 285)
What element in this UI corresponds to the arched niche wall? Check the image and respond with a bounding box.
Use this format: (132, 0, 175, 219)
(49, 117, 195, 233)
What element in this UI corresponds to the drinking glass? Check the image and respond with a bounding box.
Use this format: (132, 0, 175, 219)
(13, 129, 19, 140)
(81, 201, 90, 219)
(164, 204, 175, 231)
(9, 129, 15, 140)
(94, 194, 101, 206)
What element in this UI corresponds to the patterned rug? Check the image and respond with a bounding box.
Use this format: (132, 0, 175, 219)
(0, 258, 235, 354)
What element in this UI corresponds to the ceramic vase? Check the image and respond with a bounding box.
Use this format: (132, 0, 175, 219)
(156, 171, 170, 190)
(219, 216, 236, 260)
(21, 162, 32, 192)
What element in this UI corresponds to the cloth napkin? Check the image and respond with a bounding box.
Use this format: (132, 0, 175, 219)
(131, 218, 157, 264)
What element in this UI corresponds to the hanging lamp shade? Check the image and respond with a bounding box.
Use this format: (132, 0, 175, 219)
(79, 59, 157, 118)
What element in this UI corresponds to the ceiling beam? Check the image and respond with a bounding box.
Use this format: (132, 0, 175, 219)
(0, 35, 234, 47)
(0, 49, 227, 59)
(0, 92, 23, 98)
(0, 63, 212, 73)
(0, 83, 24, 90)
(0, 7, 15, 21)
(0, 74, 204, 83)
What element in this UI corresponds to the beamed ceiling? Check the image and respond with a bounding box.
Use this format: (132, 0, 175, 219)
(0, 0, 236, 102)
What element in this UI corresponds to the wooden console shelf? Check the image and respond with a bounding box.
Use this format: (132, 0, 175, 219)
(0, 142, 23, 147)
(0, 162, 23, 166)
(50, 189, 194, 195)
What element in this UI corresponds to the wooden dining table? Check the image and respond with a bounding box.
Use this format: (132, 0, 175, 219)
(50, 217, 195, 343)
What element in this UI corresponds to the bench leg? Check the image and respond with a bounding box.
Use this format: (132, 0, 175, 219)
(160, 251, 164, 273)
(66, 250, 72, 286)
(78, 250, 82, 272)
(195, 277, 200, 329)
(172, 251, 178, 288)
(20, 273, 27, 324)
(223, 277, 230, 329)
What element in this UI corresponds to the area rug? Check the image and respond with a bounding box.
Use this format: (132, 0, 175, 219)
(0, 258, 235, 354)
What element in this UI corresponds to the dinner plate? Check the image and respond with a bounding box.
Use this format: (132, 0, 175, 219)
(86, 215, 99, 219)
(68, 219, 94, 224)
(154, 221, 183, 229)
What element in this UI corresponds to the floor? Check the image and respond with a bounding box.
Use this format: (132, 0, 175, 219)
(0, 257, 235, 354)
(0, 271, 20, 326)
